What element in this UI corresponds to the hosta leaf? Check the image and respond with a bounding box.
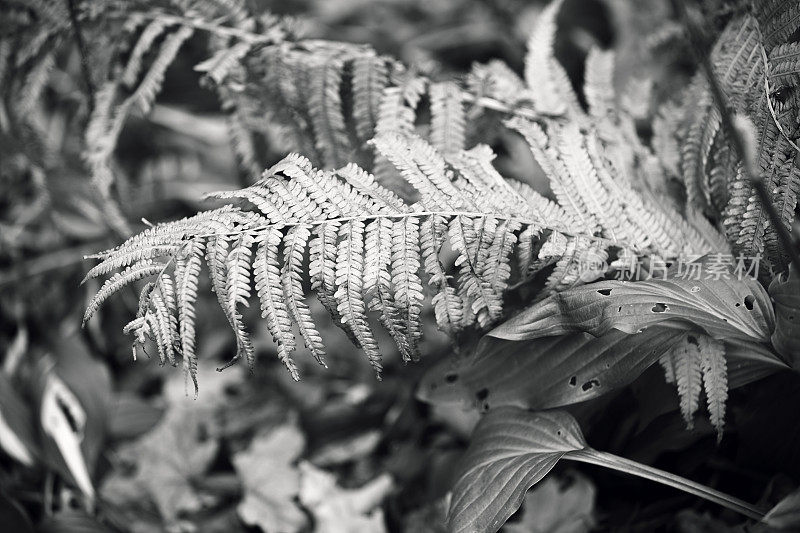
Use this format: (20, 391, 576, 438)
(490, 273, 774, 344)
(725, 339, 789, 387)
(418, 331, 786, 418)
(450, 408, 766, 533)
(418, 328, 683, 410)
(234, 424, 307, 533)
(769, 268, 800, 368)
(447, 408, 586, 533)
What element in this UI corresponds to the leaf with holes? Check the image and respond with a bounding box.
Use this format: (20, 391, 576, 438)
(447, 408, 587, 533)
(449, 407, 767, 533)
(418, 330, 786, 413)
(418, 328, 684, 410)
(490, 271, 774, 344)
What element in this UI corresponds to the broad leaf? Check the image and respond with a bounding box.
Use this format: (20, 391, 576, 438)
(299, 461, 393, 533)
(490, 275, 774, 343)
(725, 339, 789, 388)
(419, 328, 683, 410)
(418, 330, 785, 414)
(503, 472, 596, 533)
(450, 407, 765, 533)
(447, 408, 586, 533)
(769, 268, 800, 368)
(101, 366, 241, 524)
(0, 373, 37, 466)
(37, 335, 112, 502)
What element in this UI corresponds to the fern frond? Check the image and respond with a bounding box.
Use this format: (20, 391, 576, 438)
(505, 118, 596, 234)
(660, 333, 729, 437)
(83, 261, 165, 326)
(176, 241, 204, 394)
(584, 47, 616, 120)
(309, 58, 351, 168)
(352, 53, 389, 142)
(336, 220, 383, 373)
(225, 233, 256, 369)
(122, 20, 169, 87)
(130, 25, 194, 115)
(194, 41, 252, 84)
(88, 139, 626, 379)
(754, 0, 800, 52)
(523, 0, 578, 116)
(421, 215, 463, 336)
(254, 229, 300, 379)
(283, 225, 326, 365)
(430, 81, 466, 155)
(663, 334, 704, 429)
(391, 216, 424, 361)
(699, 337, 727, 442)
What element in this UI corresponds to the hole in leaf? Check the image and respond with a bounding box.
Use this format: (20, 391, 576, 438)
(569, 376, 577, 386)
(56, 396, 79, 434)
(735, 302, 740, 307)
(445, 373, 459, 383)
(651, 303, 668, 313)
(581, 379, 600, 391)
(617, 306, 623, 313)
(476, 388, 489, 401)
(597, 288, 612, 296)
(744, 295, 754, 310)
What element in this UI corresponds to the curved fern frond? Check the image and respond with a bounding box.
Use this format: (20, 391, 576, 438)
(85, 133, 642, 382)
(430, 81, 466, 155)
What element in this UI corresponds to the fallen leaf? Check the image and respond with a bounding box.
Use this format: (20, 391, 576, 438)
(503, 472, 596, 533)
(233, 423, 307, 533)
(309, 430, 382, 466)
(299, 461, 393, 533)
(101, 366, 242, 525)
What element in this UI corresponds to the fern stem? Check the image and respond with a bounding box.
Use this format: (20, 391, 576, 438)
(566, 449, 766, 521)
(108, 11, 277, 44)
(190, 210, 636, 250)
(461, 93, 540, 121)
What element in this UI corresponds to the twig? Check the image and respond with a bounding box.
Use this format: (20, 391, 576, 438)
(676, 0, 800, 273)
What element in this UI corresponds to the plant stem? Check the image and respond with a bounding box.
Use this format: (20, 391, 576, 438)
(566, 448, 766, 521)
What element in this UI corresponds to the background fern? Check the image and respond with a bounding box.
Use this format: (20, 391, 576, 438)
(82, 0, 739, 391)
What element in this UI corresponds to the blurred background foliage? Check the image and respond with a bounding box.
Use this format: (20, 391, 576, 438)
(2, 0, 798, 531)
